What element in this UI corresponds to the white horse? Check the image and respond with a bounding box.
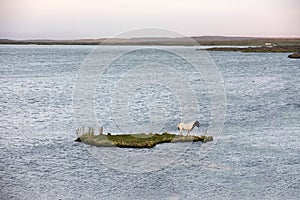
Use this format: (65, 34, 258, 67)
(177, 121, 200, 136)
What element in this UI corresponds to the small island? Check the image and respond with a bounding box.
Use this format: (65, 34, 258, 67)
(75, 132, 213, 148)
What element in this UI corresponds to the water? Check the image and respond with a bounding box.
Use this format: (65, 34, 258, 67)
(0, 45, 299, 199)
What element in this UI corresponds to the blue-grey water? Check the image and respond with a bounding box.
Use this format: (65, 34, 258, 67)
(0, 45, 299, 199)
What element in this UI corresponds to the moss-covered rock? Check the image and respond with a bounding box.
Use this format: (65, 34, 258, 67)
(75, 133, 213, 148)
(288, 53, 300, 59)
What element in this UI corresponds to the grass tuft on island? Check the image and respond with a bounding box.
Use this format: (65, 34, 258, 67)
(75, 132, 213, 148)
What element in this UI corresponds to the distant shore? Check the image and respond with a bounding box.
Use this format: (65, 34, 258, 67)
(1, 36, 300, 46)
(203, 45, 300, 53)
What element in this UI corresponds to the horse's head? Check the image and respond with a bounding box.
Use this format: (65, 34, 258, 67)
(194, 121, 200, 127)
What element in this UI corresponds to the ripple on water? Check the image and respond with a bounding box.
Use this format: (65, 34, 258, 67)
(0, 46, 299, 199)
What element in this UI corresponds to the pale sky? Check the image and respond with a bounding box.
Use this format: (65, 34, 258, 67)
(0, 0, 299, 39)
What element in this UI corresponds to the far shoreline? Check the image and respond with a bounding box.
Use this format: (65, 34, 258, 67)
(1, 36, 300, 46)
(203, 45, 300, 53)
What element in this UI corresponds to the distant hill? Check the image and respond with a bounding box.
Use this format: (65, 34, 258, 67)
(191, 36, 257, 41)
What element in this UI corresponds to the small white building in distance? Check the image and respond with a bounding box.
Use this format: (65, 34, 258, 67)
(265, 43, 277, 47)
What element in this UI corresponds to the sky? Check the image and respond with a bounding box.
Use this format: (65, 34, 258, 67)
(0, 0, 299, 39)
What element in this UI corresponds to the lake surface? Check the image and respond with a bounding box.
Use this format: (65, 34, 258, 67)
(0, 45, 299, 199)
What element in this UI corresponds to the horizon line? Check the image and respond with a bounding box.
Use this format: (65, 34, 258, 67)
(2, 35, 300, 41)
